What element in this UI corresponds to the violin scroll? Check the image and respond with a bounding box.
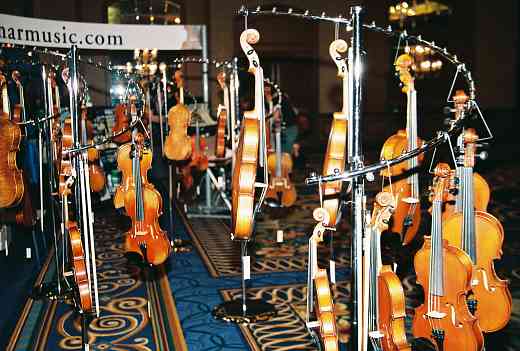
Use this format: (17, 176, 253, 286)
(328, 39, 348, 77)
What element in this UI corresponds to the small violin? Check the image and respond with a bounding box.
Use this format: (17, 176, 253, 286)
(380, 54, 424, 245)
(412, 163, 483, 351)
(164, 70, 192, 161)
(231, 29, 264, 240)
(0, 72, 24, 208)
(62, 175, 93, 313)
(124, 132, 171, 266)
(81, 107, 106, 192)
(266, 110, 297, 207)
(443, 127, 511, 332)
(181, 117, 209, 191)
(308, 208, 338, 351)
(364, 192, 411, 351)
(215, 71, 228, 158)
(321, 39, 349, 226)
(112, 104, 132, 144)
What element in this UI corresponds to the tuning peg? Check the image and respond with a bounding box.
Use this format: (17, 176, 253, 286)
(477, 150, 488, 160)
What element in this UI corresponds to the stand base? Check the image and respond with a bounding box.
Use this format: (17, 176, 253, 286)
(212, 299, 276, 324)
(171, 238, 192, 253)
(32, 280, 74, 302)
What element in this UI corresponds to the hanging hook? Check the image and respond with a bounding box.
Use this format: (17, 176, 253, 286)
(446, 64, 463, 103)
(471, 101, 494, 142)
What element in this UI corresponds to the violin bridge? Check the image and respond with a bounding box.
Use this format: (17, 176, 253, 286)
(368, 330, 384, 339)
(255, 181, 268, 188)
(402, 196, 420, 204)
(306, 320, 320, 329)
(426, 310, 446, 319)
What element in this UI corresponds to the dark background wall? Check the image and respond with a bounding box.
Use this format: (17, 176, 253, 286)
(1, 0, 518, 160)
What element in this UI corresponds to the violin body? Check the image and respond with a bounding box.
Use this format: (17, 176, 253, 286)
(68, 222, 93, 312)
(443, 211, 511, 332)
(266, 151, 297, 207)
(124, 184, 170, 266)
(0, 116, 24, 208)
(378, 265, 411, 351)
(231, 116, 259, 240)
(164, 101, 192, 161)
(112, 104, 131, 144)
(322, 114, 347, 225)
(412, 238, 483, 350)
(314, 268, 338, 351)
(114, 143, 152, 209)
(381, 130, 424, 245)
(215, 105, 227, 158)
(89, 164, 106, 193)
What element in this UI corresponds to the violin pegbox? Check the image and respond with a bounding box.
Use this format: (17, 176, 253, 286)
(395, 53, 414, 93)
(240, 29, 261, 72)
(328, 39, 348, 78)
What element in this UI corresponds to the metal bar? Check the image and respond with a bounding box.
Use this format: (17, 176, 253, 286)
(349, 6, 364, 351)
(201, 26, 209, 105)
(305, 125, 462, 185)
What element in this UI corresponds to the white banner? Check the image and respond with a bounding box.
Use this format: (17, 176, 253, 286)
(0, 13, 203, 50)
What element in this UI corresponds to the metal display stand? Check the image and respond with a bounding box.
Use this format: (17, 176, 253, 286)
(239, 4, 482, 350)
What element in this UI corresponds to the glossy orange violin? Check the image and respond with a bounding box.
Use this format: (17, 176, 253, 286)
(443, 91, 490, 219)
(112, 103, 132, 144)
(412, 163, 483, 351)
(443, 128, 511, 332)
(0, 72, 24, 208)
(215, 71, 228, 158)
(164, 70, 192, 161)
(364, 191, 411, 351)
(380, 54, 423, 245)
(231, 28, 264, 241)
(321, 39, 349, 226)
(308, 207, 338, 351)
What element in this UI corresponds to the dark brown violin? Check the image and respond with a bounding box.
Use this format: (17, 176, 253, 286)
(181, 120, 209, 190)
(322, 39, 348, 226)
(61, 175, 93, 313)
(443, 128, 511, 332)
(215, 71, 228, 158)
(124, 132, 171, 266)
(112, 104, 132, 144)
(0, 72, 24, 208)
(364, 191, 411, 351)
(412, 163, 483, 351)
(380, 54, 423, 245)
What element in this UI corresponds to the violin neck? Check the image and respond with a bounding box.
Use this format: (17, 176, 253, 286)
(461, 165, 477, 262)
(341, 66, 349, 116)
(133, 140, 145, 222)
(179, 86, 184, 105)
(368, 225, 381, 334)
(2, 84, 10, 118)
(275, 120, 282, 177)
(430, 200, 445, 298)
(407, 88, 419, 196)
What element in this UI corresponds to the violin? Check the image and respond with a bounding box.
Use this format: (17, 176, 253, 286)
(412, 163, 483, 351)
(231, 28, 264, 240)
(443, 128, 511, 332)
(380, 54, 423, 245)
(266, 109, 297, 207)
(114, 98, 152, 209)
(308, 208, 338, 351)
(443, 91, 490, 219)
(0, 72, 24, 208)
(164, 70, 192, 161)
(62, 175, 93, 313)
(215, 71, 228, 158)
(1, 71, 35, 226)
(124, 132, 171, 266)
(81, 107, 106, 192)
(181, 123, 208, 190)
(364, 192, 411, 351)
(321, 39, 349, 226)
(112, 104, 132, 144)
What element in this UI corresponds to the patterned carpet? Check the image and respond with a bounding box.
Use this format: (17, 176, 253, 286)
(6, 211, 186, 351)
(181, 189, 349, 278)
